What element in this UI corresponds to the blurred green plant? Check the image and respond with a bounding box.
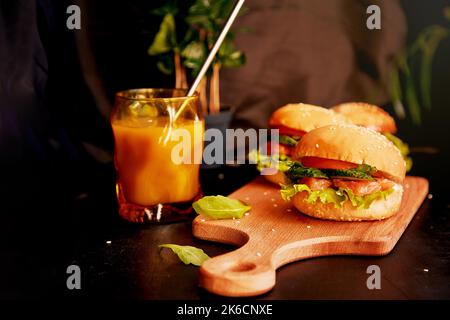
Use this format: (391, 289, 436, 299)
(388, 7, 449, 126)
(148, 0, 247, 114)
(148, 1, 190, 89)
(444, 6, 450, 21)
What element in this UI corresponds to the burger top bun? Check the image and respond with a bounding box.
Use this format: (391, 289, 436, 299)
(293, 124, 406, 183)
(269, 103, 347, 133)
(331, 102, 397, 134)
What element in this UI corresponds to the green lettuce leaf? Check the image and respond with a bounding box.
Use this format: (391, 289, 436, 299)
(159, 244, 210, 266)
(342, 187, 394, 209)
(248, 149, 293, 173)
(281, 184, 394, 209)
(280, 184, 310, 202)
(279, 135, 299, 147)
(192, 196, 251, 220)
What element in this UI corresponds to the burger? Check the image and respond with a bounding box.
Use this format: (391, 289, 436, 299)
(281, 124, 406, 221)
(251, 103, 347, 185)
(331, 102, 412, 171)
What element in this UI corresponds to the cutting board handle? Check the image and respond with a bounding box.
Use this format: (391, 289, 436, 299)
(199, 240, 276, 297)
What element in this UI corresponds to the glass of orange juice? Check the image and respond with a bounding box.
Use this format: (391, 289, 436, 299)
(111, 89, 204, 223)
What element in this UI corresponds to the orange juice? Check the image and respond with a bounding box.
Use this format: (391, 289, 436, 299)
(112, 117, 204, 207)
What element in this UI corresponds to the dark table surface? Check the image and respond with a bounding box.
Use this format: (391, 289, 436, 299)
(1, 150, 450, 300)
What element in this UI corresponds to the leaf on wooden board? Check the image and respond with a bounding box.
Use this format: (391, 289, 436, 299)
(159, 244, 210, 266)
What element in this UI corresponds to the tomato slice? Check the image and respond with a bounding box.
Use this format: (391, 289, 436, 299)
(301, 157, 358, 170)
(272, 125, 305, 138)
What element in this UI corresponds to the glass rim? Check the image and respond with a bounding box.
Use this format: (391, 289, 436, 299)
(115, 88, 199, 103)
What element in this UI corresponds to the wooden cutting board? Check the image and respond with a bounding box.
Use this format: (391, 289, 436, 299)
(192, 176, 429, 297)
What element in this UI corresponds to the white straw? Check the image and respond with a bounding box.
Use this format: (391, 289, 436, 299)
(188, 0, 246, 97)
(174, 0, 245, 120)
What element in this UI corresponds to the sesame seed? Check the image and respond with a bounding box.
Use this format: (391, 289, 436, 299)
(156, 203, 163, 221)
(256, 252, 262, 257)
(144, 208, 152, 220)
(307, 225, 311, 229)
(271, 198, 275, 202)
(200, 219, 205, 222)
(315, 143, 320, 148)
(245, 197, 250, 201)
(273, 204, 278, 207)
(236, 220, 240, 224)
(244, 212, 250, 216)
(287, 209, 292, 212)
(427, 194, 433, 200)
(263, 192, 268, 196)
(423, 268, 429, 272)
(271, 228, 276, 232)
(106, 241, 112, 245)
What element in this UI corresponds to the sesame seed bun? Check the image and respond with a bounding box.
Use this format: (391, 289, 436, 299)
(331, 102, 397, 134)
(264, 104, 347, 186)
(292, 124, 406, 183)
(269, 104, 347, 133)
(292, 183, 404, 221)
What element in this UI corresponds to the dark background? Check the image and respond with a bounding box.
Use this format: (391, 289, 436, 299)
(0, 0, 449, 299)
(1, 0, 450, 162)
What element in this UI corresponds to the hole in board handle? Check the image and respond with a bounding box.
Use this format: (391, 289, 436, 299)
(230, 262, 257, 273)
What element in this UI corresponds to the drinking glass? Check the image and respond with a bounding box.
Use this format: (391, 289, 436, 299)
(111, 89, 204, 223)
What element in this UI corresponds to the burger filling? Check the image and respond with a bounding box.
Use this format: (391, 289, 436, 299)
(281, 158, 398, 209)
(249, 126, 304, 174)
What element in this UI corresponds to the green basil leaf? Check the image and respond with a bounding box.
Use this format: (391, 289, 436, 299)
(192, 196, 251, 220)
(159, 244, 210, 266)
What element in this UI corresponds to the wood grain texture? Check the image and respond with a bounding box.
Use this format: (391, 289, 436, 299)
(193, 176, 429, 297)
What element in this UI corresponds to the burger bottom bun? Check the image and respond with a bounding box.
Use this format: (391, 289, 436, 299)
(264, 171, 289, 185)
(292, 184, 404, 221)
